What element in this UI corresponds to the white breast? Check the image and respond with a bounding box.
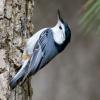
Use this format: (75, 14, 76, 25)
(26, 28, 47, 55)
(51, 26, 65, 44)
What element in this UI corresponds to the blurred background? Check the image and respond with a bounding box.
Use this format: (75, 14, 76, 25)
(32, 0, 100, 100)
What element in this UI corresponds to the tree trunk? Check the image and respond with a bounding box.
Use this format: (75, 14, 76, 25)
(0, 0, 34, 99)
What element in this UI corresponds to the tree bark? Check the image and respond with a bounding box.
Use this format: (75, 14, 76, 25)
(0, 0, 34, 99)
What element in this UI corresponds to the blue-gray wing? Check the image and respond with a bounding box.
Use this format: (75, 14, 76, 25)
(22, 29, 49, 80)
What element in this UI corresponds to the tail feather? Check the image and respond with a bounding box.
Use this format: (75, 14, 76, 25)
(9, 59, 29, 89)
(9, 80, 16, 89)
(9, 70, 25, 89)
(9, 77, 19, 89)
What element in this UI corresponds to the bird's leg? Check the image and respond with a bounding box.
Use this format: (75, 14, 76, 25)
(14, 64, 22, 72)
(16, 46, 24, 53)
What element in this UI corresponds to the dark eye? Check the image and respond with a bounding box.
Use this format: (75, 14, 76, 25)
(59, 26, 62, 30)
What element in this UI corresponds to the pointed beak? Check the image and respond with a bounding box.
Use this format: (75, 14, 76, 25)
(57, 9, 61, 21)
(57, 9, 64, 22)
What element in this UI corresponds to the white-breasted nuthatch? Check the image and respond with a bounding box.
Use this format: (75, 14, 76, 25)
(9, 10, 71, 89)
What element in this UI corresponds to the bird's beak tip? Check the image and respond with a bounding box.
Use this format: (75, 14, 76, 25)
(57, 9, 64, 22)
(57, 9, 60, 20)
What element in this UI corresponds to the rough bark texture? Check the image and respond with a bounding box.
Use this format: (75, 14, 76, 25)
(0, 0, 34, 100)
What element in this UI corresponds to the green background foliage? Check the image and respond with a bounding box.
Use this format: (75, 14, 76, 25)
(80, 0, 100, 35)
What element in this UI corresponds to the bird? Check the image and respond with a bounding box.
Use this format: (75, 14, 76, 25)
(9, 10, 71, 89)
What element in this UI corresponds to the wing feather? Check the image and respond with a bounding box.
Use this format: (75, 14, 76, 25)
(22, 29, 49, 82)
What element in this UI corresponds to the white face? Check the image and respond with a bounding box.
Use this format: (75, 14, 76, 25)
(58, 20, 65, 34)
(52, 20, 65, 44)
